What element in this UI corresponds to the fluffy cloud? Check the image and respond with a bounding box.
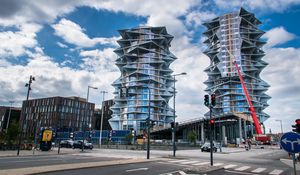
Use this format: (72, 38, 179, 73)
(0, 51, 118, 108)
(263, 26, 296, 47)
(262, 47, 300, 133)
(52, 18, 119, 48)
(0, 23, 41, 58)
(79, 48, 118, 72)
(214, 0, 300, 12)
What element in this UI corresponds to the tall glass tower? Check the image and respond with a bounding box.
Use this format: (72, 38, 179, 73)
(109, 26, 177, 133)
(203, 8, 270, 139)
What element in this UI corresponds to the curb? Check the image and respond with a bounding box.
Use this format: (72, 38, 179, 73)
(0, 158, 160, 175)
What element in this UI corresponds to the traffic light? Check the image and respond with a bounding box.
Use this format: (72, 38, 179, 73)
(203, 119, 208, 130)
(292, 119, 300, 133)
(204, 95, 210, 107)
(171, 122, 175, 129)
(211, 94, 216, 106)
(209, 119, 215, 125)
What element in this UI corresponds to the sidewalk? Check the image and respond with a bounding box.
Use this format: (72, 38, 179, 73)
(0, 148, 78, 157)
(0, 157, 156, 175)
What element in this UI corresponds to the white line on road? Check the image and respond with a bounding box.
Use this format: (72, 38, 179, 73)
(235, 166, 251, 171)
(168, 160, 189, 163)
(223, 164, 237, 169)
(251, 168, 266, 173)
(192, 162, 210, 166)
(126, 168, 148, 172)
(180, 160, 199, 165)
(225, 170, 259, 175)
(213, 163, 224, 166)
(269, 169, 283, 175)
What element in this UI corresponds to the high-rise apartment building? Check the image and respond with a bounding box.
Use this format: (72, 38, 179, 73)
(21, 96, 95, 137)
(203, 8, 270, 142)
(109, 26, 177, 133)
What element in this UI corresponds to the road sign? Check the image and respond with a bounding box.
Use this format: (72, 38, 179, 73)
(280, 132, 300, 153)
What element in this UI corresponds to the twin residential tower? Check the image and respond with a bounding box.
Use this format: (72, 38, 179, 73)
(109, 8, 270, 136)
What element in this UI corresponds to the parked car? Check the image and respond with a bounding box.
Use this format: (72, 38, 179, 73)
(72, 140, 93, 150)
(201, 142, 217, 152)
(59, 140, 74, 148)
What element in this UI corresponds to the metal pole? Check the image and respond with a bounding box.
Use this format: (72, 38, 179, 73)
(82, 86, 90, 152)
(173, 75, 176, 157)
(6, 101, 14, 133)
(210, 105, 213, 166)
(17, 75, 33, 156)
(99, 91, 107, 148)
(147, 87, 150, 159)
(292, 153, 297, 175)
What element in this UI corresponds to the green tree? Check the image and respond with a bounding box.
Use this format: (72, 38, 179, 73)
(6, 120, 19, 144)
(187, 131, 197, 146)
(125, 133, 133, 145)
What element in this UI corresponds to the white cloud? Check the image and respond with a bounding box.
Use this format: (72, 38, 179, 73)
(79, 48, 118, 72)
(262, 47, 300, 133)
(263, 26, 296, 47)
(185, 11, 217, 28)
(52, 18, 119, 48)
(57, 42, 68, 48)
(0, 23, 41, 58)
(214, 0, 300, 12)
(0, 51, 119, 109)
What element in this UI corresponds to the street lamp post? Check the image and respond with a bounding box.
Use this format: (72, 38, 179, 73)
(82, 85, 98, 152)
(171, 72, 187, 157)
(275, 119, 283, 134)
(147, 86, 151, 159)
(17, 75, 35, 156)
(6, 101, 14, 133)
(99, 90, 108, 148)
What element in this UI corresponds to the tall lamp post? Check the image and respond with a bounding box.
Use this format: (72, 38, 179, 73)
(17, 75, 35, 156)
(275, 119, 283, 134)
(171, 72, 187, 157)
(82, 85, 98, 152)
(6, 101, 14, 133)
(99, 90, 107, 148)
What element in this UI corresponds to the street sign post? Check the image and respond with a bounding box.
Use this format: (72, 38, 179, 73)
(280, 132, 300, 153)
(280, 132, 300, 175)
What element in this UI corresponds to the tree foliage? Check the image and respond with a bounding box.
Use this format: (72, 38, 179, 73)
(187, 131, 197, 146)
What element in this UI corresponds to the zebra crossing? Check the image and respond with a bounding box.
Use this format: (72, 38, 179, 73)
(163, 159, 284, 174)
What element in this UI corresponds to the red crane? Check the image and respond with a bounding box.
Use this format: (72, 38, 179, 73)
(228, 49, 270, 144)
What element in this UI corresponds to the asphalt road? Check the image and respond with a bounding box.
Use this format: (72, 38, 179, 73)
(35, 161, 183, 175)
(0, 153, 121, 170)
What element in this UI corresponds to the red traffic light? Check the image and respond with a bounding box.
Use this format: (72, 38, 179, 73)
(296, 119, 300, 125)
(209, 119, 215, 124)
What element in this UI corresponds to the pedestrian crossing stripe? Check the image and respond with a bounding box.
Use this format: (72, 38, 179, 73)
(180, 160, 199, 165)
(235, 166, 251, 171)
(269, 169, 283, 175)
(251, 168, 266, 173)
(223, 164, 237, 169)
(192, 162, 210, 165)
(168, 160, 189, 163)
(213, 163, 224, 166)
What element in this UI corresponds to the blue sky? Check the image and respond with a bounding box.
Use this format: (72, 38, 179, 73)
(0, 0, 300, 133)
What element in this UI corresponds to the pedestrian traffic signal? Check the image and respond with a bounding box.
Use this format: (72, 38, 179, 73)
(211, 94, 216, 106)
(292, 119, 300, 133)
(204, 95, 210, 107)
(209, 119, 215, 125)
(171, 122, 175, 129)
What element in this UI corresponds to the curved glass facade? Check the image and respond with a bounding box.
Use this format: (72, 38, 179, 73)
(109, 26, 176, 133)
(203, 8, 270, 123)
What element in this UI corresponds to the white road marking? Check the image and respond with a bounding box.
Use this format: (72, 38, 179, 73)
(192, 162, 210, 165)
(269, 169, 283, 175)
(180, 160, 199, 165)
(225, 170, 258, 175)
(126, 168, 148, 172)
(213, 163, 224, 166)
(251, 168, 266, 173)
(168, 160, 189, 163)
(235, 166, 251, 171)
(223, 164, 237, 169)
